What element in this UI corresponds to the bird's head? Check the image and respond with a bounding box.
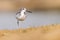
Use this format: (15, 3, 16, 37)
(22, 8, 32, 13)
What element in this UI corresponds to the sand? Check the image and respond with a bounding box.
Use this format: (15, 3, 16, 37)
(0, 24, 60, 40)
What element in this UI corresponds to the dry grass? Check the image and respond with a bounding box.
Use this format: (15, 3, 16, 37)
(0, 24, 60, 40)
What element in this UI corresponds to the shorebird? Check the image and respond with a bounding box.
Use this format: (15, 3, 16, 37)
(16, 8, 32, 27)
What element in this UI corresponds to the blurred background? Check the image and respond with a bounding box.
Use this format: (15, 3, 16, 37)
(0, 0, 60, 11)
(0, 0, 60, 30)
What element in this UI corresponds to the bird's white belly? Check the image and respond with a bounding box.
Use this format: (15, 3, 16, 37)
(18, 16, 26, 21)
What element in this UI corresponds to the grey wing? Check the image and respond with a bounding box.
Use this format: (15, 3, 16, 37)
(16, 8, 22, 15)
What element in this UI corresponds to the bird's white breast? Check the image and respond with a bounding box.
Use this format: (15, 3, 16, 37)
(17, 14, 26, 21)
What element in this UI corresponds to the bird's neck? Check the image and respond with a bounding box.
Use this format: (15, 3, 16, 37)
(21, 10, 25, 16)
(21, 12, 25, 16)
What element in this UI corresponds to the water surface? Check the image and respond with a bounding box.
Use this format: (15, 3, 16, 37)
(0, 11, 60, 30)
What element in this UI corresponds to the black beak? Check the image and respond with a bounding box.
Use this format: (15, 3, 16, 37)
(26, 10, 32, 13)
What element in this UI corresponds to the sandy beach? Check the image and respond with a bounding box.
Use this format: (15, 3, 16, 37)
(0, 24, 60, 40)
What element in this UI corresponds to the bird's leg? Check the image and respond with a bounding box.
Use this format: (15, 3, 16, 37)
(21, 21, 25, 28)
(17, 20, 21, 32)
(17, 20, 19, 28)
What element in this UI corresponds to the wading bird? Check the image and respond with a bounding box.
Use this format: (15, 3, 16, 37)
(16, 8, 32, 27)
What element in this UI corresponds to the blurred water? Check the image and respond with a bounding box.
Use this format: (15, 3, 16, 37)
(0, 11, 60, 30)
